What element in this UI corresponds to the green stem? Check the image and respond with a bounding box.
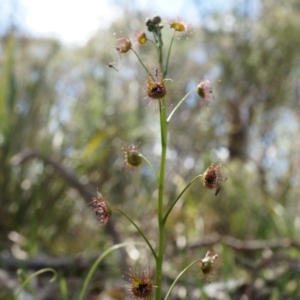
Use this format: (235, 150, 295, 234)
(158, 40, 164, 73)
(153, 25, 168, 299)
(149, 39, 160, 56)
(79, 242, 145, 300)
(152, 31, 158, 44)
(163, 31, 176, 78)
(15, 268, 57, 300)
(152, 27, 164, 73)
(18, 269, 38, 300)
(163, 260, 201, 300)
(115, 208, 157, 260)
(155, 98, 168, 300)
(140, 154, 159, 186)
(167, 89, 196, 123)
(130, 48, 153, 79)
(163, 174, 203, 225)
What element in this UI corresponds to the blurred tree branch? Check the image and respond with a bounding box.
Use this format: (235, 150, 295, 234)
(188, 234, 300, 252)
(11, 148, 127, 270)
(0, 254, 101, 275)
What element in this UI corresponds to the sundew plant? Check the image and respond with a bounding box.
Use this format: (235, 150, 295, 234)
(79, 16, 226, 300)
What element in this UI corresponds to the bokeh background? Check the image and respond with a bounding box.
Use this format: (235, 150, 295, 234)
(1, 0, 300, 299)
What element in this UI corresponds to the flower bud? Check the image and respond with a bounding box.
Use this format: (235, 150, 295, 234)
(116, 38, 132, 54)
(145, 18, 152, 26)
(170, 21, 187, 32)
(146, 16, 162, 32)
(127, 268, 153, 299)
(152, 16, 161, 24)
(123, 144, 143, 170)
(167, 17, 188, 32)
(91, 193, 112, 225)
(200, 251, 218, 282)
(197, 79, 212, 102)
(136, 32, 147, 45)
(203, 163, 227, 196)
(146, 70, 166, 100)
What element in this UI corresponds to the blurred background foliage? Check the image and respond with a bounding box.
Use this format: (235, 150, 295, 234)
(1, 0, 300, 299)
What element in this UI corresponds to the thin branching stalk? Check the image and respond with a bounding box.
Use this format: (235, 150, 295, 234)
(149, 39, 160, 56)
(130, 48, 152, 79)
(14, 268, 57, 300)
(153, 27, 164, 72)
(79, 242, 145, 300)
(115, 208, 157, 260)
(17, 269, 38, 300)
(140, 154, 159, 185)
(158, 42, 164, 73)
(152, 31, 158, 44)
(163, 174, 203, 225)
(163, 31, 176, 78)
(163, 260, 201, 300)
(167, 89, 196, 123)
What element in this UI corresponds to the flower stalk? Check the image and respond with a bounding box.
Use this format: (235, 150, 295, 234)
(163, 174, 203, 225)
(99, 15, 224, 300)
(115, 208, 157, 260)
(155, 97, 168, 300)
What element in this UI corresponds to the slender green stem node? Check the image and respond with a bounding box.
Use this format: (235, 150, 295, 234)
(140, 154, 159, 186)
(14, 268, 57, 300)
(155, 97, 168, 300)
(167, 89, 196, 123)
(164, 174, 203, 225)
(115, 208, 157, 260)
(163, 31, 176, 78)
(163, 260, 201, 300)
(130, 48, 153, 79)
(79, 242, 146, 300)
